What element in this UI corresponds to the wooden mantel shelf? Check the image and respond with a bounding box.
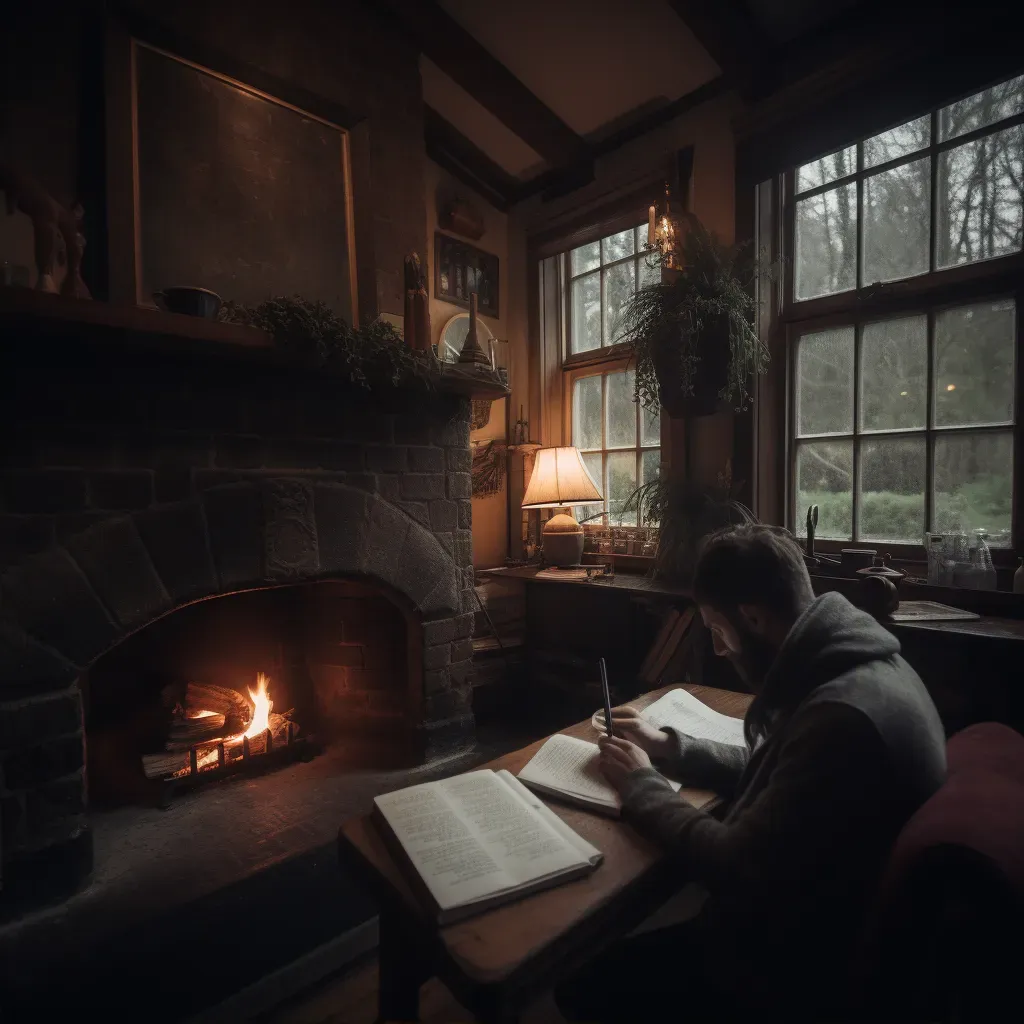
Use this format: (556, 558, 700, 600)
(0, 287, 510, 400)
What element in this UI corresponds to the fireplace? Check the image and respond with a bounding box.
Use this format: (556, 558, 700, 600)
(85, 578, 425, 808)
(0, 312, 482, 919)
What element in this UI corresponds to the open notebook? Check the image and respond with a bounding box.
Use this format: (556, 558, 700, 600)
(372, 769, 602, 924)
(518, 688, 746, 816)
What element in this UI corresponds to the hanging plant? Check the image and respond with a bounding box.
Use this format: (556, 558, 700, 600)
(616, 215, 775, 417)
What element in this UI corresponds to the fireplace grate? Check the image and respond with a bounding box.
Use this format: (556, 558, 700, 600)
(156, 725, 321, 806)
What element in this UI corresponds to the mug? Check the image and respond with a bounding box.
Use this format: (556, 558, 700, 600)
(153, 286, 222, 319)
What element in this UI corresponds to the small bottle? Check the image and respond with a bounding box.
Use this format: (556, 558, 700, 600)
(926, 534, 944, 585)
(974, 530, 997, 591)
(1014, 557, 1024, 594)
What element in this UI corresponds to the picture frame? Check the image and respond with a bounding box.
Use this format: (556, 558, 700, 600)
(105, 24, 365, 321)
(434, 231, 499, 318)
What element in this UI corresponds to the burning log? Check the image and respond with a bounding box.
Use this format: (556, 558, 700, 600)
(184, 683, 251, 730)
(168, 713, 227, 750)
(142, 751, 190, 779)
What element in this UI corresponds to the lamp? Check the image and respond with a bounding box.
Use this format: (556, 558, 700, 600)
(646, 180, 682, 270)
(521, 446, 603, 566)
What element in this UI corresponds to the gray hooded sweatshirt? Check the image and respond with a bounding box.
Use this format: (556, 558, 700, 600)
(620, 592, 947, 1012)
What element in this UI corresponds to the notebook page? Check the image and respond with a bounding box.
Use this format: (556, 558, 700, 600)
(496, 769, 603, 865)
(374, 779, 511, 910)
(642, 689, 747, 747)
(519, 734, 620, 809)
(436, 770, 588, 886)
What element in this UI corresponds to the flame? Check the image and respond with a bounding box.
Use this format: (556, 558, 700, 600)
(244, 672, 273, 738)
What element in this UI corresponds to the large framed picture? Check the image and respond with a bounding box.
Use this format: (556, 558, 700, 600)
(434, 232, 499, 318)
(105, 29, 359, 321)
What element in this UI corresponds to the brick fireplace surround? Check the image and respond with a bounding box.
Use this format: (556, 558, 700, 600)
(0, 311, 480, 916)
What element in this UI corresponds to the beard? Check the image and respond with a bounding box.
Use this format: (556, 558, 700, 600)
(725, 621, 780, 691)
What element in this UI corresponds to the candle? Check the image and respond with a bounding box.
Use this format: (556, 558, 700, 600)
(648, 205, 656, 247)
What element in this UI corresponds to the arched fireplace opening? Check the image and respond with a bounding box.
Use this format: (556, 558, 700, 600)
(85, 579, 419, 808)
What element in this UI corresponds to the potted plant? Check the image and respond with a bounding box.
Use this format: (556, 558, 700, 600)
(621, 468, 757, 586)
(617, 214, 771, 417)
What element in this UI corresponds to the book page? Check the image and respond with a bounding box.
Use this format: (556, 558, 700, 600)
(495, 770, 603, 865)
(437, 771, 588, 886)
(642, 689, 747, 747)
(374, 780, 512, 910)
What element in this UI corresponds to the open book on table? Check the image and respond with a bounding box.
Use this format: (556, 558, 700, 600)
(518, 688, 746, 816)
(372, 769, 602, 925)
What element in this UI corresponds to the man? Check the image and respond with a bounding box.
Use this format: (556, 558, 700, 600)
(556, 525, 946, 1022)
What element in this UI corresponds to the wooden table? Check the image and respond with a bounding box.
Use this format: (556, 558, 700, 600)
(337, 684, 752, 1023)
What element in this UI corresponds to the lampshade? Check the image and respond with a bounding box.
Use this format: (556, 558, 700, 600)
(521, 446, 603, 509)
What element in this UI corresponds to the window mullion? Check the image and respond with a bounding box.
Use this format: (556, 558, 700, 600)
(925, 310, 936, 532)
(929, 109, 939, 275)
(852, 323, 862, 542)
(601, 373, 609, 521)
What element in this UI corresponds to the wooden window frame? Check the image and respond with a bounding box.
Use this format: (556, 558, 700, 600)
(563, 356, 661, 527)
(777, 76, 1024, 564)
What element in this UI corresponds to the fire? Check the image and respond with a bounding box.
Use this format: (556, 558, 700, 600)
(244, 672, 273, 738)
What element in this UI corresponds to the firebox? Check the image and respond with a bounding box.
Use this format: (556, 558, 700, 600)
(85, 580, 417, 807)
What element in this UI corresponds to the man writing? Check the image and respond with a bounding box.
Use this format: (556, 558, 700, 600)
(556, 525, 946, 1021)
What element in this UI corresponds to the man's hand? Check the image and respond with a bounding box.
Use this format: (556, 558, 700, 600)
(599, 735, 652, 792)
(601, 706, 672, 757)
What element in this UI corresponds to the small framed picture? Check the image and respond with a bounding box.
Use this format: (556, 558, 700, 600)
(434, 231, 499, 317)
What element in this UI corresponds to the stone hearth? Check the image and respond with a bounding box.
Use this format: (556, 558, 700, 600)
(0, 311, 482, 915)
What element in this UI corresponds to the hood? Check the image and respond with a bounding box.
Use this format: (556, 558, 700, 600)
(759, 591, 901, 715)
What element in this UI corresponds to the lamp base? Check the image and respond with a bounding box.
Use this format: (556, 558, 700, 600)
(541, 508, 584, 567)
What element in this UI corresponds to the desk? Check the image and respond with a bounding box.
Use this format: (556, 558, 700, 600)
(337, 684, 752, 1023)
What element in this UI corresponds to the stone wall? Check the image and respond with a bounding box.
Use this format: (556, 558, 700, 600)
(0, 339, 475, 910)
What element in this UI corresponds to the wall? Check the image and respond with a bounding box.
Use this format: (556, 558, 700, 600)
(425, 159, 529, 568)
(1, 0, 426, 319)
(516, 91, 742, 487)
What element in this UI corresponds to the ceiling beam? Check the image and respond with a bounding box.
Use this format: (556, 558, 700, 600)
(423, 106, 521, 212)
(376, 0, 590, 169)
(666, 1, 761, 87)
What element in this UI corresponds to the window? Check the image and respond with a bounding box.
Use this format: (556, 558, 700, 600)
(571, 367, 661, 525)
(568, 223, 659, 354)
(787, 75, 1024, 549)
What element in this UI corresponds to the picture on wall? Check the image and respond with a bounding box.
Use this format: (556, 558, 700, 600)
(434, 232, 499, 318)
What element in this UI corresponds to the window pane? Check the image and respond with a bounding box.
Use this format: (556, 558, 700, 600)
(602, 260, 635, 346)
(606, 369, 637, 448)
(939, 75, 1024, 142)
(858, 436, 926, 543)
(607, 451, 638, 526)
(602, 229, 634, 263)
(796, 441, 853, 540)
(638, 254, 660, 289)
(572, 375, 602, 450)
(934, 432, 1013, 546)
(635, 222, 648, 250)
(863, 156, 931, 284)
(571, 273, 601, 353)
(796, 327, 854, 435)
(863, 115, 931, 169)
(571, 241, 600, 275)
(937, 124, 1023, 268)
(860, 316, 927, 430)
(796, 145, 856, 192)
(934, 300, 1015, 427)
(642, 403, 661, 446)
(578, 452, 604, 525)
(641, 449, 661, 526)
(795, 183, 857, 299)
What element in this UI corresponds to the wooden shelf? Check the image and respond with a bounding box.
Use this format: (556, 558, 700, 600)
(0, 287, 511, 400)
(0, 286, 272, 349)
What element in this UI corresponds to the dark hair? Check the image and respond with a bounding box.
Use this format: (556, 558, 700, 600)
(692, 524, 814, 623)
(694, 525, 814, 748)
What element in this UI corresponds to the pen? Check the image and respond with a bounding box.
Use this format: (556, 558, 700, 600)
(599, 657, 614, 738)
